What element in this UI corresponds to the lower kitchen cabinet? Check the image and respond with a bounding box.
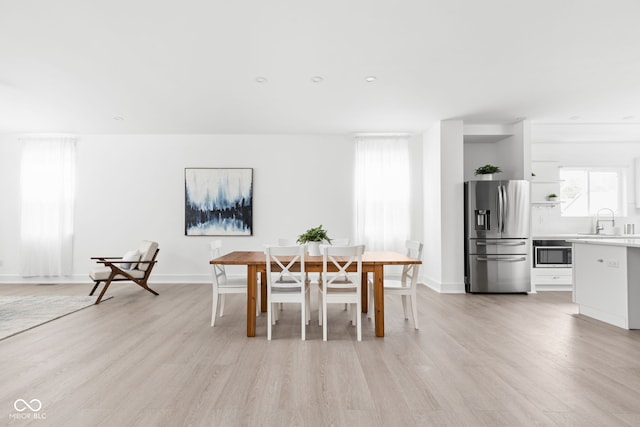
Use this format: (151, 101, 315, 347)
(531, 267, 572, 291)
(573, 242, 640, 329)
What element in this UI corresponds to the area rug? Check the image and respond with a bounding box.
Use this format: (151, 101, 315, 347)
(0, 296, 103, 341)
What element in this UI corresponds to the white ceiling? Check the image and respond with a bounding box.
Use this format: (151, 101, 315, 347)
(2, 0, 640, 135)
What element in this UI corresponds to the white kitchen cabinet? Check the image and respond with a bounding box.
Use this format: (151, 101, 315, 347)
(532, 267, 572, 291)
(573, 241, 640, 329)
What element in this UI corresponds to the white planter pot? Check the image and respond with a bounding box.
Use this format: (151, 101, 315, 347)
(479, 174, 493, 180)
(307, 241, 321, 256)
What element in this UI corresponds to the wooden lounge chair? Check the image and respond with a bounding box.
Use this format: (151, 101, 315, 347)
(89, 240, 159, 304)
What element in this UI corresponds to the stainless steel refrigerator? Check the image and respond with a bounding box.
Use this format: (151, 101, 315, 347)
(464, 180, 531, 293)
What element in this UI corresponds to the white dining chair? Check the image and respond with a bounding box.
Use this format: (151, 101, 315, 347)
(275, 238, 299, 311)
(210, 240, 258, 326)
(318, 244, 365, 341)
(368, 240, 423, 329)
(329, 238, 350, 310)
(265, 245, 310, 340)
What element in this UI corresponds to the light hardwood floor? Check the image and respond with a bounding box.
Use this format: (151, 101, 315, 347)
(1, 283, 640, 426)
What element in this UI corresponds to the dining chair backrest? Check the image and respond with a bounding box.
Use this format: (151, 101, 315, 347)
(322, 244, 364, 290)
(265, 245, 306, 290)
(401, 240, 424, 287)
(209, 240, 227, 286)
(327, 238, 351, 281)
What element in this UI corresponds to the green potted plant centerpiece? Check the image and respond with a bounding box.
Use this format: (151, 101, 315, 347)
(296, 225, 332, 256)
(474, 164, 501, 180)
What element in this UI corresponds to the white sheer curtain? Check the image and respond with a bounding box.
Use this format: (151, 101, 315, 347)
(354, 135, 410, 252)
(20, 136, 77, 277)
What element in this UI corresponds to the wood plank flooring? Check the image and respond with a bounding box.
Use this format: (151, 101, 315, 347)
(1, 283, 640, 426)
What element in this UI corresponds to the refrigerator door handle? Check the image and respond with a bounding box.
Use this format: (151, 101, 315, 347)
(477, 256, 527, 262)
(497, 185, 504, 232)
(500, 185, 507, 233)
(476, 241, 526, 246)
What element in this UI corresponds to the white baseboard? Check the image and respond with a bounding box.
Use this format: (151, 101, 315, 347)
(419, 276, 466, 294)
(0, 274, 211, 285)
(0, 274, 88, 285)
(579, 305, 628, 329)
(1, 273, 468, 293)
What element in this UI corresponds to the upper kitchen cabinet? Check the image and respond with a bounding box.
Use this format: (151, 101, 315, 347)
(463, 121, 531, 181)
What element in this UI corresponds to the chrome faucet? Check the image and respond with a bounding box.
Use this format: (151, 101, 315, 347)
(595, 208, 615, 234)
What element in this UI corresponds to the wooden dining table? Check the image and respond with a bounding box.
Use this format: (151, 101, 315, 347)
(209, 251, 421, 337)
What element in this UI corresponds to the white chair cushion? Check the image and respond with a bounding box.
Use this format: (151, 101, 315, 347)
(90, 266, 145, 281)
(136, 240, 159, 271)
(121, 250, 141, 270)
(319, 282, 357, 293)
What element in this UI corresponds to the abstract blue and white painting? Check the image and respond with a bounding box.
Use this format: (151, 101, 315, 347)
(185, 168, 253, 235)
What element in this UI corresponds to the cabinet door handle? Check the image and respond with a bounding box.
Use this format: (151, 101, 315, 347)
(596, 259, 604, 263)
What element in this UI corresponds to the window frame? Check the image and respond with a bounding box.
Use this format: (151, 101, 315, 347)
(559, 166, 627, 217)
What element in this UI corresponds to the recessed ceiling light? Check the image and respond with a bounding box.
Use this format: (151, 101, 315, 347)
(113, 116, 124, 121)
(623, 115, 636, 121)
(255, 76, 268, 83)
(569, 115, 581, 121)
(311, 76, 324, 83)
(365, 76, 377, 82)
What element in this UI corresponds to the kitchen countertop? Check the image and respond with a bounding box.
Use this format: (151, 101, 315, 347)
(533, 234, 588, 239)
(533, 233, 640, 240)
(567, 238, 640, 248)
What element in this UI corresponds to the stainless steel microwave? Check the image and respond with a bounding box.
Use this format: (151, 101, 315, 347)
(533, 240, 572, 268)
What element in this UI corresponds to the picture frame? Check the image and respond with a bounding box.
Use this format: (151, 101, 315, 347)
(184, 168, 253, 236)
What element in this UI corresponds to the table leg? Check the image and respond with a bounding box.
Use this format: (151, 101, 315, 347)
(247, 265, 258, 337)
(361, 271, 368, 313)
(260, 271, 267, 312)
(373, 265, 384, 337)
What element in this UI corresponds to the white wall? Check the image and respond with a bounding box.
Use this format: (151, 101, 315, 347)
(423, 125, 443, 284)
(440, 121, 465, 291)
(422, 120, 465, 293)
(0, 133, 424, 284)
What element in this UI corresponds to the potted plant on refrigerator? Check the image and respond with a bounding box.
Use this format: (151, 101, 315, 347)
(296, 225, 332, 256)
(474, 164, 502, 180)
(547, 193, 558, 202)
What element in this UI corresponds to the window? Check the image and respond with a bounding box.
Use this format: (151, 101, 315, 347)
(559, 167, 626, 217)
(20, 137, 76, 277)
(354, 135, 410, 252)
